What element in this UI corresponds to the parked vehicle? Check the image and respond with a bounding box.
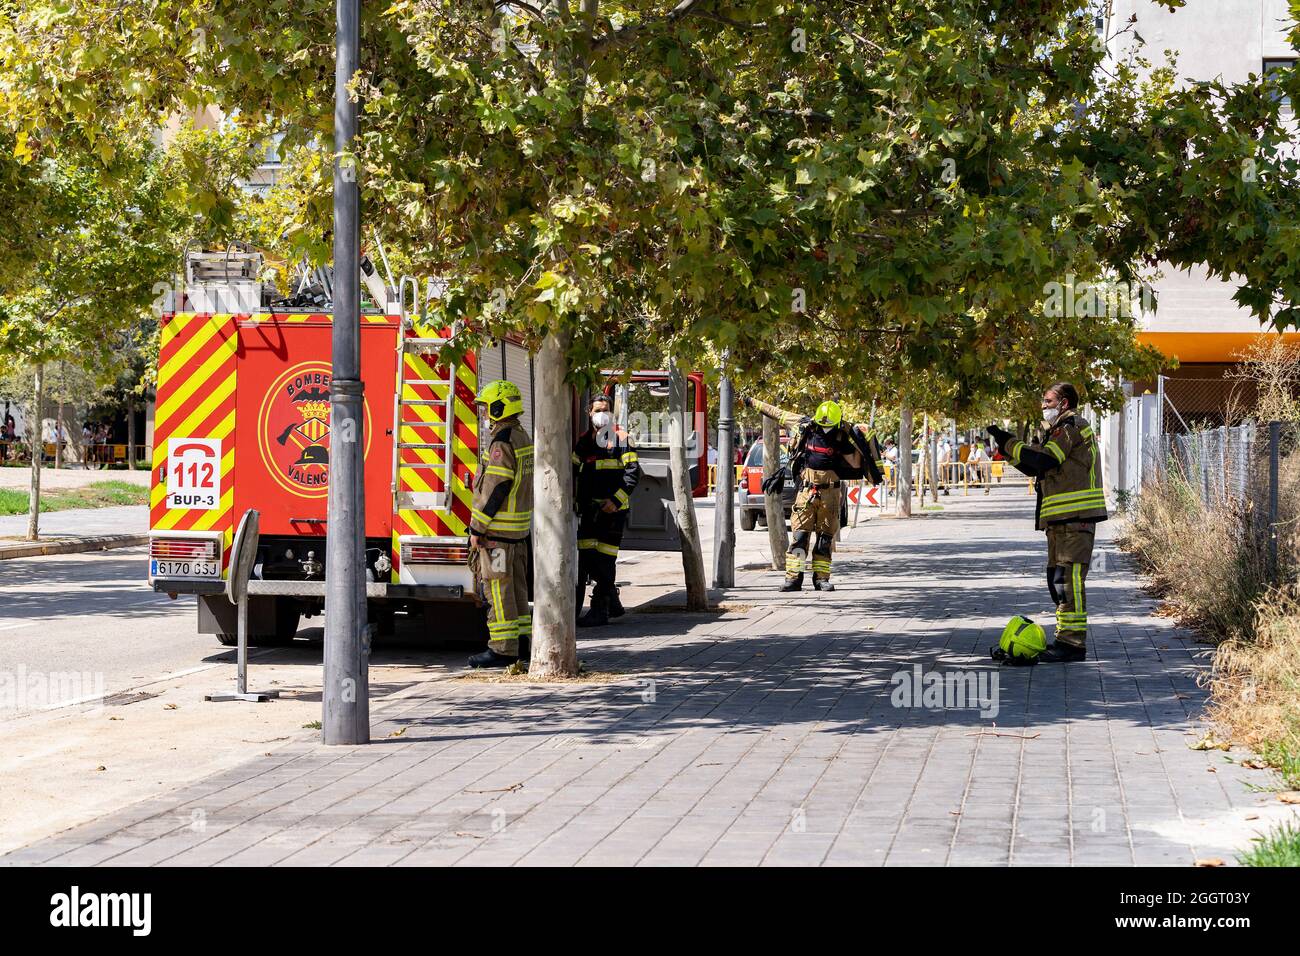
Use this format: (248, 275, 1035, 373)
(148, 246, 705, 646)
(737, 438, 794, 531)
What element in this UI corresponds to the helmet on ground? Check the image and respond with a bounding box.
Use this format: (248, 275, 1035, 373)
(993, 615, 1046, 664)
(813, 400, 843, 428)
(477, 380, 524, 422)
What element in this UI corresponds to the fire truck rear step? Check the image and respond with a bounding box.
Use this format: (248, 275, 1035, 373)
(245, 580, 464, 600)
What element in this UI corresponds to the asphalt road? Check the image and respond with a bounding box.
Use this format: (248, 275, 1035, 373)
(0, 496, 733, 718)
(0, 546, 211, 716)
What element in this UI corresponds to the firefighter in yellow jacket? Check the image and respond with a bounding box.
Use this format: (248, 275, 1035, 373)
(988, 382, 1107, 663)
(468, 380, 533, 668)
(741, 395, 884, 591)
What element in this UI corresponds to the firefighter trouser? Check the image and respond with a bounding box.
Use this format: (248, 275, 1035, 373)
(786, 530, 835, 583)
(1046, 522, 1095, 649)
(787, 469, 840, 583)
(578, 505, 627, 600)
(477, 540, 530, 656)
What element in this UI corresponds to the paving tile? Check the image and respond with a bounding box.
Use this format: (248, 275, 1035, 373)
(3, 490, 1253, 868)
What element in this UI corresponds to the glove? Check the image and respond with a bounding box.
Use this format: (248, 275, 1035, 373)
(987, 423, 1009, 442)
(761, 467, 788, 495)
(739, 395, 753, 408)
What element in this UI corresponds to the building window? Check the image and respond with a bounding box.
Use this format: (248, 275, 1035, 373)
(1264, 58, 1296, 116)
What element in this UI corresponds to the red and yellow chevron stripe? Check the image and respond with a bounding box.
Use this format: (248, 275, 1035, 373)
(391, 321, 477, 579)
(149, 312, 239, 567)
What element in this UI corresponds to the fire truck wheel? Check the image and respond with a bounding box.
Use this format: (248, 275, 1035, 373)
(254, 600, 301, 647)
(740, 509, 757, 531)
(215, 601, 300, 647)
(368, 602, 397, 641)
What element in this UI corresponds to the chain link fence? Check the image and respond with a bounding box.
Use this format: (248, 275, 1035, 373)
(1154, 378, 1300, 580)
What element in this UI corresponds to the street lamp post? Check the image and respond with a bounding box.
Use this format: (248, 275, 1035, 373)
(323, 0, 369, 745)
(712, 355, 735, 588)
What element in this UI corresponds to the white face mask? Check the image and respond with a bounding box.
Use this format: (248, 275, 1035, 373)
(591, 411, 613, 430)
(1042, 407, 1060, 426)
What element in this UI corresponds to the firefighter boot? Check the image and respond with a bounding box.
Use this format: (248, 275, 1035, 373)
(578, 591, 611, 627)
(608, 586, 626, 619)
(1038, 641, 1087, 663)
(780, 573, 804, 592)
(468, 648, 516, 669)
(812, 577, 835, 592)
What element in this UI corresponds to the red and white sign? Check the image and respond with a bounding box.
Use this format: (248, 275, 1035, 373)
(166, 437, 221, 510)
(847, 484, 880, 506)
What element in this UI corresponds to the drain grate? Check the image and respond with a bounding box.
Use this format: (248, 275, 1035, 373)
(102, 690, 161, 707)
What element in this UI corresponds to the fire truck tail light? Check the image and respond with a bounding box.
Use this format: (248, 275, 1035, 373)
(150, 538, 218, 560)
(400, 541, 470, 564)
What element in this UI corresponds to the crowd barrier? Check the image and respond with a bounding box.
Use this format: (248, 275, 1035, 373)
(882, 460, 1033, 496)
(0, 440, 150, 467)
(707, 463, 746, 493)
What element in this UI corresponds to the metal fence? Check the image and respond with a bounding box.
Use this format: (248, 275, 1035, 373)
(1108, 369, 1300, 583)
(1151, 418, 1298, 578)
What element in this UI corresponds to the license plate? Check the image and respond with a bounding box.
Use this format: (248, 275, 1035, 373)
(151, 559, 220, 578)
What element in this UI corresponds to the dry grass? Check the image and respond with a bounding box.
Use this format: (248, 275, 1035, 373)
(1117, 472, 1270, 641)
(1119, 340, 1300, 786)
(1206, 590, 1300, 788)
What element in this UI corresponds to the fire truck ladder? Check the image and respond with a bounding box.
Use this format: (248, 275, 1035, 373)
(393, 280, 455, 512)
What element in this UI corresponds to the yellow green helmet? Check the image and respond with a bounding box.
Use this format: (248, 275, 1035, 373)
(995, 615, 1046, 663)
(477, 379, 523, 422)
(813, 400, 843, 428)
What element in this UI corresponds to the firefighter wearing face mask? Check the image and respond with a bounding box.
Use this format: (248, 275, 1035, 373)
(572, 395, 642, 626)
(741, 395, 884, 592)
(988, 381, 1107, 663)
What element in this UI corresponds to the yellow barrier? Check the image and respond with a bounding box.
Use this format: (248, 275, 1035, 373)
(706, 463, 746, 493)
(882, 458, 1029, 496)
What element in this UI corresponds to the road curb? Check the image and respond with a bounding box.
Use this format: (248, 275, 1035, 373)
(0, 534, 147, 560)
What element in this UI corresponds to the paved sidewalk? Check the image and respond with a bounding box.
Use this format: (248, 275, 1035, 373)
(0, 505, 146, 540)
(0, 506, 147, 558)
(5, 488, 1294, 866)
(0, 467, 152, 491)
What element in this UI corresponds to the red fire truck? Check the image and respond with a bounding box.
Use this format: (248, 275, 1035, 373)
(147, 248, 708, 645)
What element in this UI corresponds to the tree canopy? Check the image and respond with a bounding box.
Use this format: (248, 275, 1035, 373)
(3, 0, 1299, 420)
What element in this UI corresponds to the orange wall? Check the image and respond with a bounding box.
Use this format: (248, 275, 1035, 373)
(1137, 331, 1300, 364)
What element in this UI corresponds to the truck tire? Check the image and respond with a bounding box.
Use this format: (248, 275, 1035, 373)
(215, 600, 300, 647)
(255, 599, 301, 647)
(740, 508, 757, 531)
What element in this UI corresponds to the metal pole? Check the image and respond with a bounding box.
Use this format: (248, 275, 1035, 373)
(712, 357, 735, 588)
(1269, 420, 1280, 581)
(324, 0, 369, 745)
(896, 402, 912, 516)
(1156, 373, 1165, 479)
(236, 593, 248, 695)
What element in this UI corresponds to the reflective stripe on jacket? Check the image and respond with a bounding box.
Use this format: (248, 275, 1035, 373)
(572, 428, 640, 510)
(470, 418, 533, 541)
(1008, 415, 1108, 529)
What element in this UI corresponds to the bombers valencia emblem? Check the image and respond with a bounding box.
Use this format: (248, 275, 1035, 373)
(257, 362, 371, 498)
